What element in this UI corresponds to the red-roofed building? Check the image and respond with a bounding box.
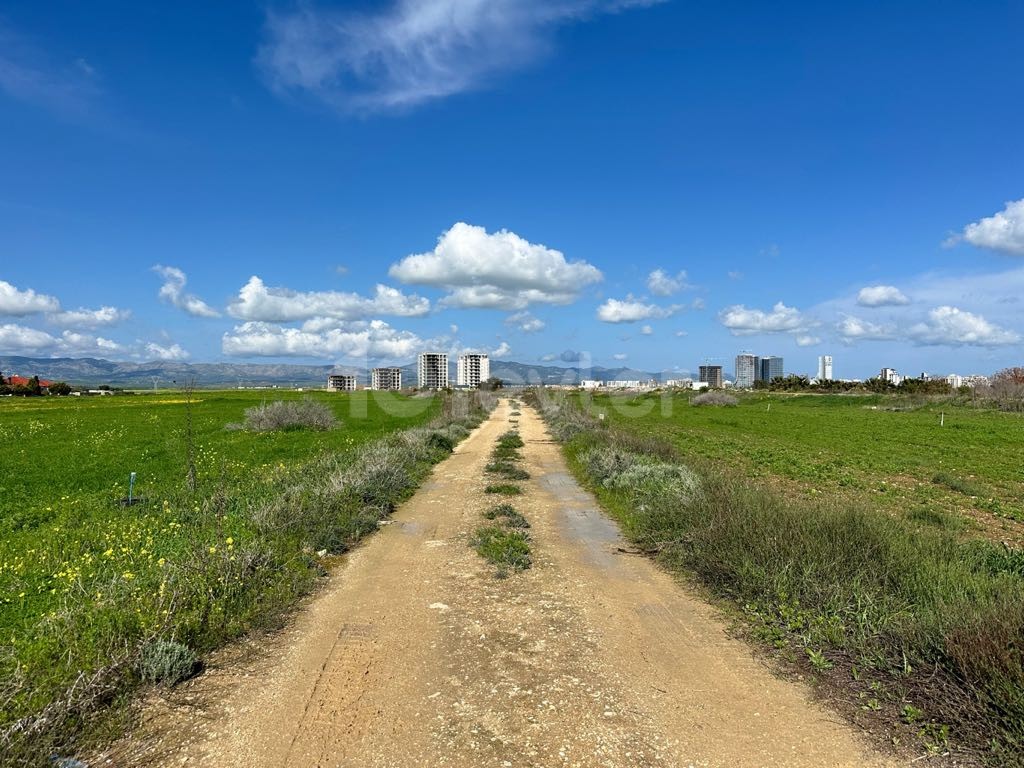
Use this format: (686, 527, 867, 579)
(2, 375, 54, 393)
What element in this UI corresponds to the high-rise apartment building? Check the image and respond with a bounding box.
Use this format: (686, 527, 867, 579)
(371, 367, 402, 391)
(417, 353, 449, 389)
(457, 353, 490, 388)
(698, 365, 723, 388)
(817, 355, 833, 381)
(735, 353, 757, 388)
(757, 356, 784, 384)
(327, 374, 356, 392)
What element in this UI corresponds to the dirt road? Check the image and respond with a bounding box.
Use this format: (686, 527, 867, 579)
(108, 400, 900, 767)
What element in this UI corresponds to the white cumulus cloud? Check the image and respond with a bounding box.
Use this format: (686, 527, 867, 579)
(390, 222, 601, 309)
(505, 311, 545, 333)
(257, 0, 664, 113)
(57, 331, 125, 356)
(907, 306, 1020, 347)
(0, 279, 60, 316)
(222, 319, 426, 360)
(154, 265, 221, 318)
(640, 324, 653, 335)
(0, 324, 128, 356)
(47, 306, 131, 328)
(719, 302, 808, 335)
(646, 269, 690, 296)
(0, 323, 58, 351)
(836, 316, 896, 341)
(857, 285, 910, 307)
(228, 276, 429, 322)
(144, 342, 189, 361)
(491, 341, 512, 358)
(597, 297, 679, 323)
(950, 198, 1024, 256)
(795, 335, 821, 347)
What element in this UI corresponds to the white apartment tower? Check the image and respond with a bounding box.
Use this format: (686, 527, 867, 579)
(417, 352, 449, 390)
(457, 353, 490, 388)
(371, 367, 402, 391)
(327, 374, 357, 392)
(817, 355, 833, 381)
(735, 353, 757, 388)
(880, 367, 899, 384)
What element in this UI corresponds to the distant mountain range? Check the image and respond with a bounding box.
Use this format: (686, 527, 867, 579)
(0, 356, 681, 389)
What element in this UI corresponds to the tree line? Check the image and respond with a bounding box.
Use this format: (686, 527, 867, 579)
(752, 366, 1024, 410)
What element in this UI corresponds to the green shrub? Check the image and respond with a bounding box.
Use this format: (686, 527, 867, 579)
(427, 431, 456, 453)
(136, 639, 200, 686)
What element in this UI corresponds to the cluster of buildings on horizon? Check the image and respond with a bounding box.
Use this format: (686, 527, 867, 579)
(572, 352, 993, 393)
(325, 353, 491, 392)
(319, 350, 996, 393)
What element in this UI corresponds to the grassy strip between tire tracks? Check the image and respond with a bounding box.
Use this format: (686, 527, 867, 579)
(473, 409, 532, 578)
(528, 389, 1024, 766)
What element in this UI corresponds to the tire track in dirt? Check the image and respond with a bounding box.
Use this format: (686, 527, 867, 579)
(102, 400, 903, 767)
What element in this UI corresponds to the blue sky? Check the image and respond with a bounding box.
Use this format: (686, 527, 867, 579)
(1, 0, 1023, 379)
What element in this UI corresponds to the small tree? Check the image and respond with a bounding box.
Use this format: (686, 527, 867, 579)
(990, 367, 1024, 412)
(481, 377, 504, 391)
(49, 381, 72, 396)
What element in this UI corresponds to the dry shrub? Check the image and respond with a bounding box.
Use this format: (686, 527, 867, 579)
(243, 398, 338, 432)
(691, 391, 739, 406)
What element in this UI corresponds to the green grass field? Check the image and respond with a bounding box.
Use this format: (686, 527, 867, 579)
(0, 389, 439, 526)
(587, 391, 1024, 533)
(536, 389, 1024, 764)
(0, 388, 449, 754)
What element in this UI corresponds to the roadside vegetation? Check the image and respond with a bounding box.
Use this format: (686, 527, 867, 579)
(530, 388, 1024, 765)
(0, 389, 494, 765)
(583, 390, 1024, 530)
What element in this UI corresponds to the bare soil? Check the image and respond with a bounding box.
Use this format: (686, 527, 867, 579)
(100, 401, 904, 767)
